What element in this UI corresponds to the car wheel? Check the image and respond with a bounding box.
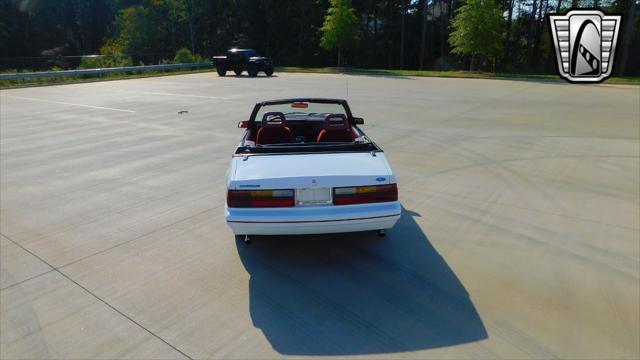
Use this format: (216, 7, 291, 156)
(248, 65, 258, 77)
(234, 69, 243, 76)
(217, 67, 226, 76)
(264, 67, 274, 76)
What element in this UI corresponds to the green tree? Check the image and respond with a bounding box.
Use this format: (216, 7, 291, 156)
(449, 0, 504, 71)
(112, 6, 154, 56)
(320, 0, 360, 66)
(173, 47, 195, 63)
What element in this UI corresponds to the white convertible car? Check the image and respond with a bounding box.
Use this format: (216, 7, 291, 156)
(225, 98, 400, 242)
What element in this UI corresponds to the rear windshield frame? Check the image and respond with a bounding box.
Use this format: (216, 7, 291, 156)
(249, 98, 354, 126)
(239, 98, 378, 154)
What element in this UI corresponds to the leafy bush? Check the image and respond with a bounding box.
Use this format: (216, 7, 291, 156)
(78, 40, 133, 69)
(78, 54, 133, 69)
(173, 48, 196, 64)
(193, 54, 205, 63)
(79, 54, 133, 69)
(41, 45, 71, 69)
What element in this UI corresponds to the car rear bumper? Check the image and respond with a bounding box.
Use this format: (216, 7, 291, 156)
(225, 202, 401, 235)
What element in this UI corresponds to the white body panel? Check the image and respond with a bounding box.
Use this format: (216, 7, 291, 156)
(228, 152, 396, 189)
(226, 202, 401, 235)
(225, 152, 400, 235)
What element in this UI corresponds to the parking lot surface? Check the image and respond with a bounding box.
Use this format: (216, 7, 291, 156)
(1, 73, 639, 359)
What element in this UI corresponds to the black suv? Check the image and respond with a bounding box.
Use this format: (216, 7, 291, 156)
(212, 48, 274, 77)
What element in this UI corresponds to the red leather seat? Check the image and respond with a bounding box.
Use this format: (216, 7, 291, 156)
(316, 114, 353, 143)
(256, 112, 293, 144)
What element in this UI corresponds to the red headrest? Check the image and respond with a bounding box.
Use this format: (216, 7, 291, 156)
(323, 114, 349, 131)
(262, 112, 287, 128)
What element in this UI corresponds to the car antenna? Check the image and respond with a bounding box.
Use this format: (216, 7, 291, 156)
(345, 77, 349, 99)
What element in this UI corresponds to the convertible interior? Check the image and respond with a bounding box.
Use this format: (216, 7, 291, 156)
(247, 112, 361, 145)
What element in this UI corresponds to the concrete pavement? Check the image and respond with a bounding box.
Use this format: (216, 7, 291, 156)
(1, 72, 639, 359)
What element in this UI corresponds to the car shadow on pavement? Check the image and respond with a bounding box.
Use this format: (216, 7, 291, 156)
(235, 207, 488, 355)
(230, 74, 278, 78)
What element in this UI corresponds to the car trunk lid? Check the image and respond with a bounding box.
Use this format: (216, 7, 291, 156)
(230, 152, 394, 190)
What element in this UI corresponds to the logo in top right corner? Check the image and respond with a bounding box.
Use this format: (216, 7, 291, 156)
(549, 9, 622, 83)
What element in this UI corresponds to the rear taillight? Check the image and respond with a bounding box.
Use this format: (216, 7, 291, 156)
(227, 189, 295, 208)
(333, 184, 398, 205)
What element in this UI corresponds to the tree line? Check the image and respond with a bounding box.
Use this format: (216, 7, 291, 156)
(0, 0, 637, 75)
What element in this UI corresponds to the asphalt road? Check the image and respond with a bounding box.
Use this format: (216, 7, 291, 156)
(1, 72, 639, 359)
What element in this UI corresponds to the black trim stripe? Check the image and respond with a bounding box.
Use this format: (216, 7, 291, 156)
(227, 213, 401, 224)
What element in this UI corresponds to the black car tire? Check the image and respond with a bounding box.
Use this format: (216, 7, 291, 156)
(234, 69, 243, 76)
(264, 67, 274, 76)
(217, 66, 226, 76)
(248, 64, 258, 77)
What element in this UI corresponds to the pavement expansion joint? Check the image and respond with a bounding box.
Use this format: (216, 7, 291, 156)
(0, 232, 194, 360)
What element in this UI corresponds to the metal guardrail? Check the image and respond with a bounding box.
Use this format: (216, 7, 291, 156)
(0, 62, 212, 80)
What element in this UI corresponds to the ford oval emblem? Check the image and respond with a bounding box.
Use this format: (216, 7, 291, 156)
(376, 177, 386, 182)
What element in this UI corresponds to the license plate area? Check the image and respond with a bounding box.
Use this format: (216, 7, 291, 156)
(296, 188, 332, 206)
